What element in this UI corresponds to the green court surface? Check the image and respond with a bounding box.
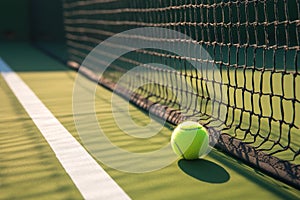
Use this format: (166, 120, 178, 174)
(1, 43, 300, 199)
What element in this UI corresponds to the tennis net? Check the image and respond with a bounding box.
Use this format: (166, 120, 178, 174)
(62, 0, 300, 189)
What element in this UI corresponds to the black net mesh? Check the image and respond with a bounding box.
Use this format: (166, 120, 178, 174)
(62, 0, 300, 188)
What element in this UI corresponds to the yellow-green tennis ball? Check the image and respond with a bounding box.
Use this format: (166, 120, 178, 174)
(171, 121, 209, 160)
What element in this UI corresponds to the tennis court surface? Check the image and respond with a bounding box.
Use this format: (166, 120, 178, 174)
(1, 0, 300, 199)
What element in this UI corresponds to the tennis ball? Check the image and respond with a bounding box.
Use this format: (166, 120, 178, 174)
(171, 121, 209, 160)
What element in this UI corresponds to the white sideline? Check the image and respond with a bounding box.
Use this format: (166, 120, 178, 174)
(0, 58, 130, 200)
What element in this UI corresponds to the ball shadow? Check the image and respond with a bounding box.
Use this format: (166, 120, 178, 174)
(178, 159, 230, 184)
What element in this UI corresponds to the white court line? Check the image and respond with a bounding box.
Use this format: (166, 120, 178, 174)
(0, 58, 130, 200)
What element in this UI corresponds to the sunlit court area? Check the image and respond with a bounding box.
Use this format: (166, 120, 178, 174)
(0, 0, 300, 199)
